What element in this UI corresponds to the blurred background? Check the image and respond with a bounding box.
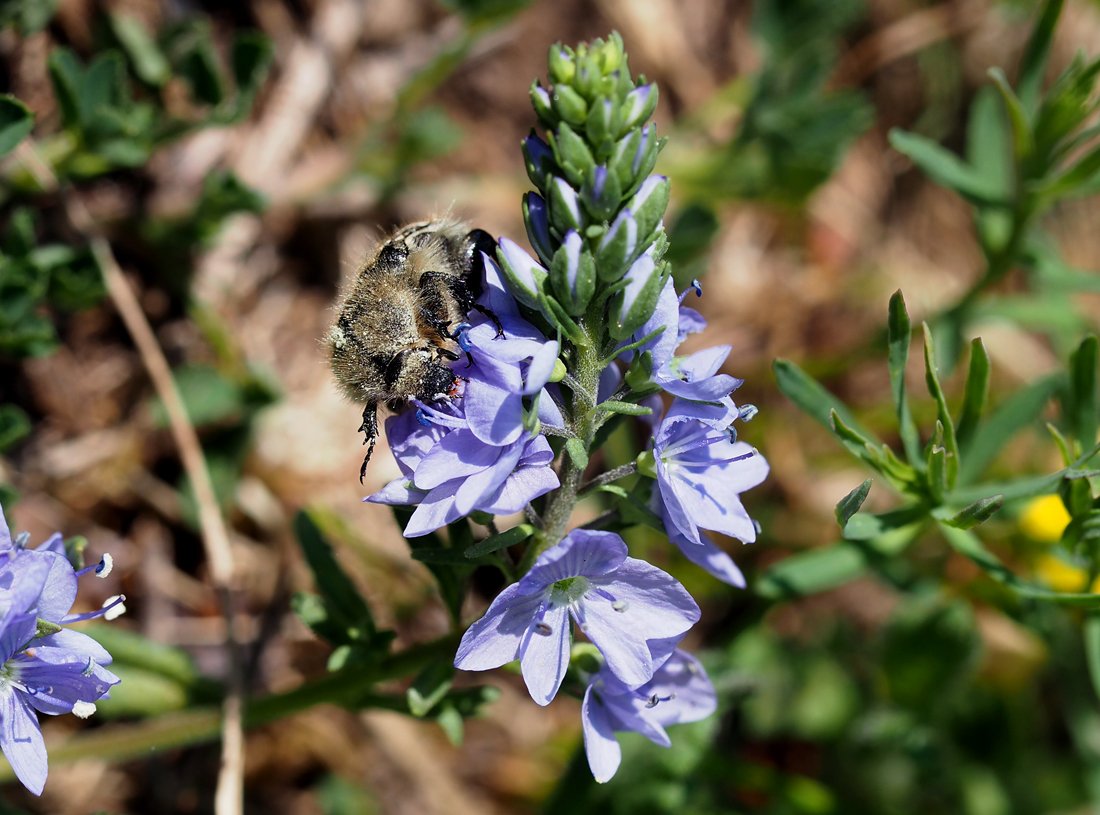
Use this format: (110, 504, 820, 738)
(3, 0, 1100, 812)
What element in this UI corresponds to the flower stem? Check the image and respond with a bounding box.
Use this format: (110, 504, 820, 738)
(519, 316, 605, 572)
(0, 633, 462, 782)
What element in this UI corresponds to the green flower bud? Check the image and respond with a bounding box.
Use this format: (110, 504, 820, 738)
(549, 123, 595, 188)
(548, 44, 575, 86)
(584, 97, 621, 150)
(636, 449, 658, 479)
(498, 237, 548, 309)
(596, 209, 639, 282)
(549, 230, 596, 315)
(530, 81, 556, 128)
(552, 85, 589, 127)
(609, 251, 667, 340)
(628, 174, 669, 242)
(548, 176, 585, 234)
(580, 164, 622, 223)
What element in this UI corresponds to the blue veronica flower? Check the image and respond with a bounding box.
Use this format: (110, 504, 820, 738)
(582, 648, 716, 783)
(367, 407, 559, 537)
(454, 529, 699, 706)
(652, 400, 769, 566)
(0, 508, 121, 795)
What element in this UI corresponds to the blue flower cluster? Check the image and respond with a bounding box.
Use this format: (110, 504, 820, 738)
(365, 34, 767, 782)
(0, 507, 122, 795)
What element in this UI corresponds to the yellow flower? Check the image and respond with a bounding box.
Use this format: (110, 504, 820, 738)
(1019, 494, 1071, 543)
(1034, 554, 1088, 592)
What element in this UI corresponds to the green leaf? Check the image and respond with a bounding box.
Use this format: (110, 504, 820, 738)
(81, 52, 128, 121)
(148, 365, 246, 429)
(47, 48, 84, 129)
(0, 404, 31, 453)
(942, 494, 1004, 530)
(180, 36, 225, 107)
(958, 373, 1062, 484)
(109, 14, 171, 86)
(967, 86, 1012, 201)
(565, 437, 589, 471)
(956, 338, 991, 452)
(293, 511, 376, 643)
(923, 323, 959, 490)
(1070, 335, 1099, 447)
(407, 661, 454, 717)
(1040, 142, 1100, 200)
(1017, 0, 1065, 113)
(1085, 614, 1100, 702)
(0, 95, 32, 157)
(842, 505, 926, 546)
(81, 624, 200, 686)
(988, 68, 1034, 162)
(0, 0, 58, 32)
(596, 400, 652, 416)
(889, 129, 1006, 206)
(755, 542, 869, 599)
(464, 524, 534, 558)
(834, 479, 872, 528)
(231, 33, 273, 97)
(773, 358, 877, 441)
(887, 290, 921, 465)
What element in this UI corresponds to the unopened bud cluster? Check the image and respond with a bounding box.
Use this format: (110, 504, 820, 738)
(500, 33, 670, 338)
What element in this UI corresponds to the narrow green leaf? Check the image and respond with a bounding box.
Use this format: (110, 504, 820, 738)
(596, 400, 652, 416)
(407, 662, 454, 717)
(0, 96, 33, 157)
(46, 49, 84, 128)
(1085, 615, 1100, 702)
(465, 524, 534, 558)
(843, 505, 927, 546)
(940, 522, 1100, 607)
(1040, 143, 1100, 200)
(1070, 335, 1099, 447)
(889, 129, 1006, 206)
(230, 33, 273, 97)
(181, 39, 225, 106)
(943, 495, 1004, 530)
(81, 53, 128, 118)
(923, 323, 959, 489)
(773, 359, 877, 441)
(1017, 0, 1065, 113)
(988, 68, 1035, 162)
(411, 548, 495, 567)
(755, 542, 868, 599)
(0, 404, 31, 453)
(927, 443, 948, 503)
(967, 86, 1012, 198)
(956, 338, 991, 452)
(835, 479, 872, 528)
(565, 437, 589, 471)
(109, 14, 171, 86)
(293, 511, 375, 639)
(958, 373, 1062, 484)
(887, 291, 921, 466)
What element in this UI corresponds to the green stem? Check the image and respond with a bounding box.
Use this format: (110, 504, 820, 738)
(0, 633, 461, 781)
(518, 316, 605, 573)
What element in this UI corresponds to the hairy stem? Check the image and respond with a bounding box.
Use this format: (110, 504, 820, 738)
(519, 315, 605, 572)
